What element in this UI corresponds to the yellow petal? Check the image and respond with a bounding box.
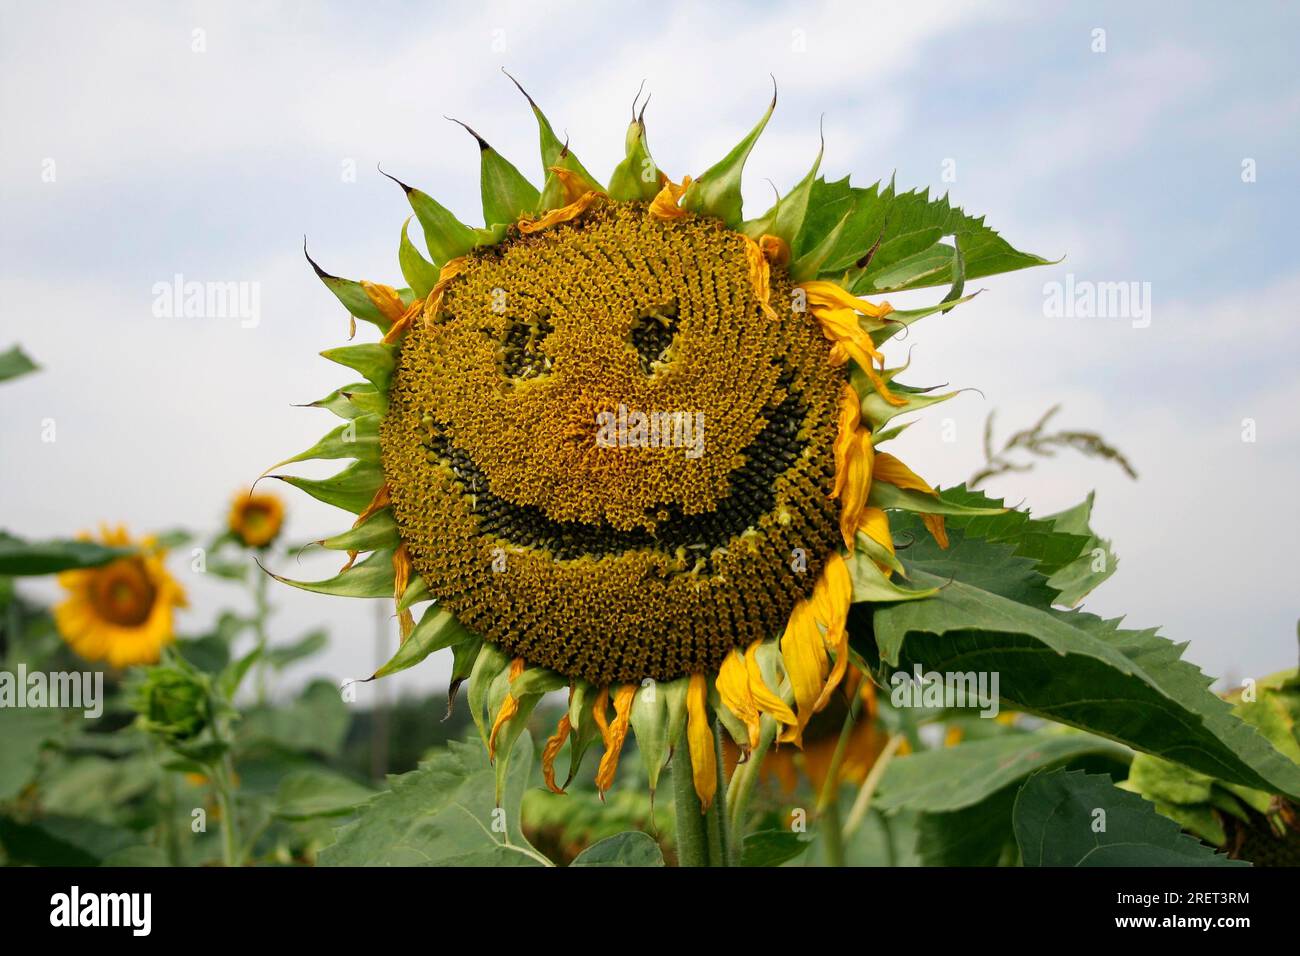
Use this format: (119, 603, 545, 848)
(392, 544, 413, 643)
(686, 674, 717, 811)
(647, 174, 692, 220)
(741, 234, 776, 320)
(384, 258, 467, 342)
(837, 430, 875, 550)
(801, 279, 894, 319)
(922, 513, 950, 550)
(541, 711, 573, 794)
(831, 384, 862, 499)
(595, 684, 636, 794)
(716, 649, 760, 750)
(487, 657, 526, 759)
(518, 176, 602, 234)
(859, 506, 895, 557)
(873, 452, 937, 495)
(759, 234, 790, 269)
(744, 641, 796, 727)
(810, 554, 852, 713)
(778, 599, 828, 745)
(360, 281, 408, 325)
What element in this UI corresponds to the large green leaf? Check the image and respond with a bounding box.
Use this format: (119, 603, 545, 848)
(0, 532, 132, 576)
(1042, 493, 1118, 606)
(273, 768, 375, 820)
(867, 563, 1300, 796)
(569, 831, 664, 867)
(0, 708, 72, 800)
(318, 733, 549, 866)
(1013, 768, 1245, 866)
(875, 731, 1130, 814)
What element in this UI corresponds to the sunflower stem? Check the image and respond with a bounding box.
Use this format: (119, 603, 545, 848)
(815, 688, 864, 867)
(251, 567, 271, 705)
(726, 714, 776, 849)
(670, 729, 709, 867)
(212, 753, 242, 867)
(704, 720, 731, 866)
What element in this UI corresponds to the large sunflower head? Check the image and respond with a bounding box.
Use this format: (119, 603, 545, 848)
(269, 78, 1043, 808)
(55, 525, 187, 668)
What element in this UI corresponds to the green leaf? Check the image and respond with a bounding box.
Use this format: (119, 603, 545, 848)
(371, 604, 474, 680)
(1042, 493, 1118, 606)
(274, 768, 375, 820)
(319, 732, 548, 866)
(1014, 768, 1245, 866)
(265, 629, 328, 670)
(869, 561, 1300, 796)
(0, 815, 137, 866)
(742, 133, 822, 247)
(265, 548, 394, 598)
(875, 731, 1130, 814)
(915, 786, 1020, 867)
(680, 84, 776, 226)
(0, 345, 38, 384)
(0, 532, 131, 576)
(320, 343, 395, 393)
(570, 831, 665, 867)
(0, 708, 72, 800)
(398, 216, 439, 298)
(740, 829, 812, 867)
(797, 175, 1051, 289)
(272, 459, 384, 514)
(241, 680, 350, 757)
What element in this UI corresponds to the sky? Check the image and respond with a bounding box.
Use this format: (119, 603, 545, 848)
(2, 0, 1298, 703)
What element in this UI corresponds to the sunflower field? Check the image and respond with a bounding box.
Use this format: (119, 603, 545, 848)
(2, 6, 1298, 914)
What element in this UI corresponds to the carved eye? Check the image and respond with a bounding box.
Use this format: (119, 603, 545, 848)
(628, 301, 679, 375)
(500, 310, 554, 380)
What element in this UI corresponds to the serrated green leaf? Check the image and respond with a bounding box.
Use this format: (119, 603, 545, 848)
(1042, 493, 1118, 606)
(1014, 768, 1245, 866)
(318, 733, 547, 866)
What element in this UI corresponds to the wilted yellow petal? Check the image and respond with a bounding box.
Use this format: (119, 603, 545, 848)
(648, 175, 692, 220)
(744, 641, 796, 727)
(686, 674, 717, 811)
(716, 649, 760, 750)
(360, 281, 408, 325)
(392, 543, 413, 642)
(778, 600, 828, 745)
(801, 279, 894, 319)
(519, 176, 602, 234)
(759, 233, 790, 269)
(487, 657, 526, 759)
(831, 384, 862, 499)
(595, 684, 636, 794)
(541, 712, 573, 794)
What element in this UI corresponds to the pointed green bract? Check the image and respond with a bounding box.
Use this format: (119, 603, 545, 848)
(608, 118, 660, 202)
(266, 548, 394, 599)
(0, 345, 38, 384)
(272, 460, 384, 514)
(372, 604, 475, 680)
(680, 85, 776, 226)
(302, 382, 377, 421)
(398, 217, 438, 298)
(451, 120, 541, 226)
(504, 73, 604, 206)
(850, 554, 936, 603)
(305, 249, 393, 333)
(320, 508, 397, 554)
(320, 343, 395, 393)
(467, 643, 511, 747)
(742, 134, 822, 247)
(269, 414, 380, 470)
(630, 681, 671, 793)
(868, 480, 1005, 518)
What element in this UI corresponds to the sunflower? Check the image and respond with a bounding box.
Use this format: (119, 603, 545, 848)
(55, 525, 187, 668)
(228, 489, 285, 548)
(268, 77, 1033, 820)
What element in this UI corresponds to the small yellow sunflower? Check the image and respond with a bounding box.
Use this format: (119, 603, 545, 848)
(268, 77, 1043, 814)
(55, 525, 187, 668)
(228, 489, 286, 548)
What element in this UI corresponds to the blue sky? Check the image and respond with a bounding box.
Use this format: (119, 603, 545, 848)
(2, 0, 1297, 698)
